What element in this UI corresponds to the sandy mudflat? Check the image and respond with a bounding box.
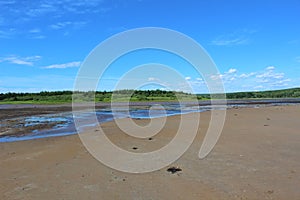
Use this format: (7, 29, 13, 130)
(1, 105, 300, 200)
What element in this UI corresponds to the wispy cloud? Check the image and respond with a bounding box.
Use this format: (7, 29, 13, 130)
(0, 55, 41, 66)
(30, 35, 46, 39)
(50, 22, 72, 30)
(211, 29, 256, 46)
(0, 28, 17, 39)
(22, 1, 107, 17)
(211, 37, 248, 46)
(29, 28, 41, 33)
(49, 21, 88, 30)
(295, 56, 300, 62)
(0, 0, 108, 38)
(27, 28, 46, 39)
(0, 0, 17, 6)
(43, 61, 81, 69)
(1, 0, 108, 19)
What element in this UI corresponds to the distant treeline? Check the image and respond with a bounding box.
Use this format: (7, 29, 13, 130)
(0, 90, 196, 103)
(0, 88, 300, 104)
(225, 87, 300, 99)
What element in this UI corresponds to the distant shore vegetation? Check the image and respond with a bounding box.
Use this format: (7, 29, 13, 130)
(0, 88, 300, 104)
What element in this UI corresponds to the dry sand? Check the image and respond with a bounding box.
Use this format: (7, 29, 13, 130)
(1, 105, 300, 200)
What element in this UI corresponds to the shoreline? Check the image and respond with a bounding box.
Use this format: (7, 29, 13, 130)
(0, 100, 299, 142)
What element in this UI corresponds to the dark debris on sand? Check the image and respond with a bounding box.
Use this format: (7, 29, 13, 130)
(167, 166, 182, 174)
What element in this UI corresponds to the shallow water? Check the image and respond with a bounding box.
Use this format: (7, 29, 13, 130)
(0, 104, 209, 142)
(0, 100, 299, 142)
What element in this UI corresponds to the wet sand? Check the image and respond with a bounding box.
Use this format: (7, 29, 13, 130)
(1, 105, 300, 199)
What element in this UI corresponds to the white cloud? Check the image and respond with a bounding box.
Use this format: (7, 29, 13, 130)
(266, 66, 275, 70)
(10, 59, 33, 65)
(271, 79, 291, 87)
(0, 55, 41, 66)
(227, 68, 237, 74)
(203, 66, 295, 93)
(210, 74, 223, 81)
(43, 61, 81, 69)
(210, 68, 239, 84)
(248, 66, 293, 90)
(256, 67, 284, 79)
(185, 77, 191, 81)
(156, 66, 295, 93)
(239, 72, 255, 78)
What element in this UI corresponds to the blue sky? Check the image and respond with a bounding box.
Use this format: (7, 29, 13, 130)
(0, 0, 299, 93)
